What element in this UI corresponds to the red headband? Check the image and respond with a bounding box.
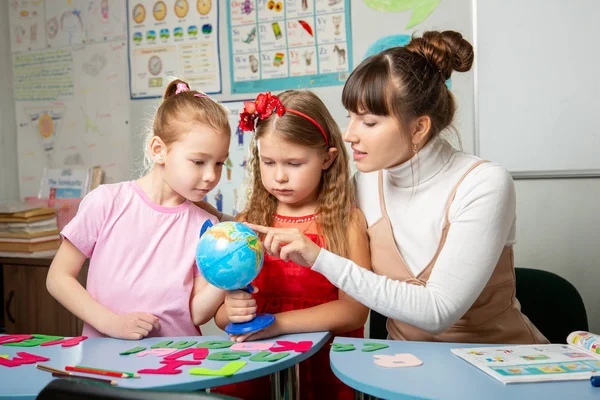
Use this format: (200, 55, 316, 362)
(239, 92, 329, 147)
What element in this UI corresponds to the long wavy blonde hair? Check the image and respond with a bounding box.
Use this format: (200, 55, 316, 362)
(242, 90, 354, 258)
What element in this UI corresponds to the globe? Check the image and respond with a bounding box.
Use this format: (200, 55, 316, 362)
(196, 221, 265, 291)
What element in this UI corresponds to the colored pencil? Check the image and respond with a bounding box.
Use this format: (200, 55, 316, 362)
(76, 365, 140, 378)
(36, 364, 71, 376)
(52, 372, 117, 385)
(66, 366, 127, 378)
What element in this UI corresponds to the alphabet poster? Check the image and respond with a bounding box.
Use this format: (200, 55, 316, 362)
(227, 0, 353, 94)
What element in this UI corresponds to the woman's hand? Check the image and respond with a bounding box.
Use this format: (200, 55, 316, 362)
(245, 223, 322, 267)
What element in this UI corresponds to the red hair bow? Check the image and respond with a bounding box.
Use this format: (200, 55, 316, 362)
(239, 92, 285, 132)
(238, 91, 329, 146)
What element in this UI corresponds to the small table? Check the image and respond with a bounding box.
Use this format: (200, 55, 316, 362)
(0, 332, 330, 399)
(329, 337, 599, 400)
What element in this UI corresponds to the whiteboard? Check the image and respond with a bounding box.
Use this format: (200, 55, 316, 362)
(475, 0, 600, 178)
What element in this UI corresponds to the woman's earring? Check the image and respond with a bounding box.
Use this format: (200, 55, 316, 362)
(158, 155, 164, 163)
(412, 143, 418, 154)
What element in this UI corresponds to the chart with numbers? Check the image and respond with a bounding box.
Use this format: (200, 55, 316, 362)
(227, 0, 352, 94)
(127, 0, 222, 98)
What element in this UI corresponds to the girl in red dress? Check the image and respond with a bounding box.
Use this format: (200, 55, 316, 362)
(213, 90, 371, 400)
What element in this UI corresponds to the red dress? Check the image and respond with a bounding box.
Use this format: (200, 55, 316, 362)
(213, 214, 364, 399)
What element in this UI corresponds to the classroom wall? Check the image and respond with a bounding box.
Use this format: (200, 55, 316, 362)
(0, 0, 19, 202)
(1, 2, 599, 335)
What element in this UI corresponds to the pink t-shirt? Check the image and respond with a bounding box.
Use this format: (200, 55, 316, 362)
(61, 181, 218, 338)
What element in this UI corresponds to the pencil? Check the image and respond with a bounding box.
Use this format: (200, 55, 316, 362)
(52, 372, 117, 385)
(36, 364, 71, 376)
(76, 365, 140, 378)
(66, 366, 128, 378)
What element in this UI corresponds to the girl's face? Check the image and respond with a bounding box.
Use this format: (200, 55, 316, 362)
(257, 131, 336, 211)
(163, 123, 230, 202)
(344, 111, 413, 172)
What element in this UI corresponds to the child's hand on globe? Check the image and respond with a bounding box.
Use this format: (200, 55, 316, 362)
(225, 285, 259, 323)
(229, 319, 282, 343)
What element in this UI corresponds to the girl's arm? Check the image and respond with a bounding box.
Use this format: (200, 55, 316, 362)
(190, 276, 226, 326)
(229, 210, 372, 341)
(47, 240, 160, 339)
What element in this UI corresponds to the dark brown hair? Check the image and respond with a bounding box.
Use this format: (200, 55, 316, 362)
(242, 90, 354, 258)
(143, 79, 230, 170)
(342, 30, 473, 141)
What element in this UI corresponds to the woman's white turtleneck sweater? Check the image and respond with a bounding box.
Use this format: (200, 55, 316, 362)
(312, 137, 517, 334)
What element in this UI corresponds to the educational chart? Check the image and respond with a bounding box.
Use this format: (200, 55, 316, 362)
(127, 0, 222, 98)
(203, 101, 251, 217)
(13, 42, 131, 199)
(9, 0, 126, 53)
(45, 0, 127, 47)
(8, 0, 48, 53)
(227, 0, 353, 94)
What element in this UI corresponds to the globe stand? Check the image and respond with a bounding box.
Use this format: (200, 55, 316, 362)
(224, 313, 276, 335)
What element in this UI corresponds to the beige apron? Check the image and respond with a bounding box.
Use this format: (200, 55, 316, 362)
(368, 160, 548, 344)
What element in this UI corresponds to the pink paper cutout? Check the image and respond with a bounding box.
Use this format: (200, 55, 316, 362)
(40, 336, 88, 347)
(231, 342, 274, 352)
(164, 348, 209, 361)
(270, 340, 313, 353)
(0, 334, 33, 345)
(138, 359, 201, 374)
(373, 353, 423, 368)
(137, 348, 178, 357)
(0, 352, 50, 367)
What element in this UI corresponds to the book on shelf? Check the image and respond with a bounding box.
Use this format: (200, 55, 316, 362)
(0, 234, 61, 252)
(452, 331, 600, 384)
(0, 250, 58, 258)
(0, 204, 60, 256)
(38, 165, 103, 199)
(0, 217, 58, 235)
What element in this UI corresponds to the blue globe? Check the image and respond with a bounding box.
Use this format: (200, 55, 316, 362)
(196, 221, 265, 290)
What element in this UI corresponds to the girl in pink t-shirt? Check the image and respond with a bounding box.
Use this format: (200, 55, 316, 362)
(47, 79, 231, 340)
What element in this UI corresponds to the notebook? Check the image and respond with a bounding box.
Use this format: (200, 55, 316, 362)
(451, 331, 600, 384)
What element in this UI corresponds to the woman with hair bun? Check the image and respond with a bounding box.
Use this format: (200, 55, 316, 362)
(246, 31, 549, 344)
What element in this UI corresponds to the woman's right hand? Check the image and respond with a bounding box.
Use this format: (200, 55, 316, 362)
(225, 286, 258, 323)
(104, 312, 161, 340)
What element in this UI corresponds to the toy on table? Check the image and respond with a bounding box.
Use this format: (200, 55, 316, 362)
(196, 221, 275, 335)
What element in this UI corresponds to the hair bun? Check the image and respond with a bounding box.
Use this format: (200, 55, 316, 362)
(163, 79, 190, 100)
(406, 30, 474, 80)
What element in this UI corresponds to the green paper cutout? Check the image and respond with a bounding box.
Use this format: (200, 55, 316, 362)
(207, 351, 251, 361)
(170, 341, 197, 349)
(189, 361, 246, 376)
(151, 340, 197, 349)
(119, 346, 146, 355)
(332, 343, 356, 352)
(249, 351, 290, 362)
(151, 340, 173, 349)
(196, 341, 234, 349)
(361, 342, 390, 352)
(0, 355, 8, 359)
(362, 0, 441, 29)
(3, 334, 63, 347)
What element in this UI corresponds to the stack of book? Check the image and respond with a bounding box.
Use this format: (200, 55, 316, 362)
(0, 203, 61, 258)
